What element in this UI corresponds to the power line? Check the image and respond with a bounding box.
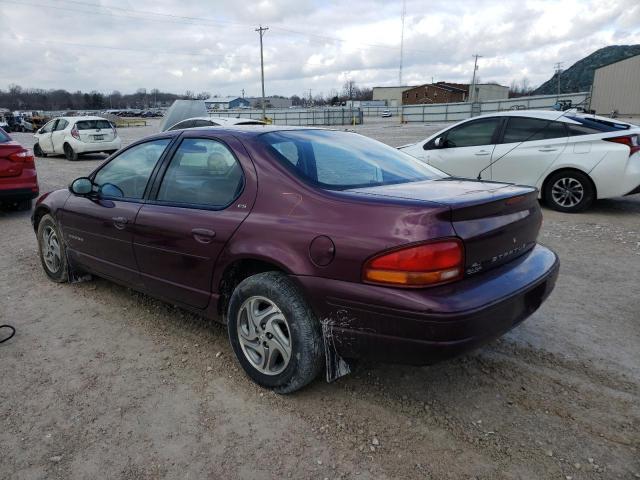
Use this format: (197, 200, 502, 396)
(256, 25, 269, 121)
(399, 0, 406, 85)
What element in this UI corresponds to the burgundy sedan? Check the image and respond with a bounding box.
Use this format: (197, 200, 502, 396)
(32, 126, 559, 393)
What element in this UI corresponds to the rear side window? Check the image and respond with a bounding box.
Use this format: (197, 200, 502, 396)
(193, 120, 216, 127)
(76, 120, 112, 130)
(502, 117, 567, 143)
(444, 118, 501, 148)
(94, 139, 171, 199)
(169, 120, 195, 131)
(156, 138, 243, 208)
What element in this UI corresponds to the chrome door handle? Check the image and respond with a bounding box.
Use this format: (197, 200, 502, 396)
(475, 150, 491, 156)
(192, 228, 216, 244)
(538, 148, 558, 152)
(112, 216, 128, 229)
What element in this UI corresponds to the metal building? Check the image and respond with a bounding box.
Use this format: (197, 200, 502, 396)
(372, 86, 416, 107)
(590, 54, 640, 115)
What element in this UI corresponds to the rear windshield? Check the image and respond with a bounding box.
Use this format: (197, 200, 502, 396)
(565, 116, 630, 135)
(0, 128, 9, 142)
(75, 120, 113, 130)
(259, 130, 445, 189)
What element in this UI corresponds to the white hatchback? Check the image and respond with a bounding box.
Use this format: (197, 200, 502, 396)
(400, 110, 640, 212)
(34, 116, 122, 161)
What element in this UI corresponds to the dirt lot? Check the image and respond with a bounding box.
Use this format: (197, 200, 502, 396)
(1, 119, 639, 479)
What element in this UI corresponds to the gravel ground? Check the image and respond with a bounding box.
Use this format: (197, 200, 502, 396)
(1, 118, 639, 479)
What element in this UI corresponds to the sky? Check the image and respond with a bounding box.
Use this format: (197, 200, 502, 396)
(0, 0, 639, 98)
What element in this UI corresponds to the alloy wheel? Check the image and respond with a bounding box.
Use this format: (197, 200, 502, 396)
(551, 177, 584, 208)
(42, 226, 62, 273)
(236, 296, 292, 376)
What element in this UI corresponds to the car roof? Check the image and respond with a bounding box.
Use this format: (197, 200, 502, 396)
(55, 116, 111, 122)
(174, 116, 265, 125)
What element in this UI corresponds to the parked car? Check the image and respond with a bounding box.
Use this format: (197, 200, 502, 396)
(381, 109, 392, 118)
(33, 116, 122, 161)
(163, 116, 266, 132)
(399, 110, 640, 212)
(32, 126, 559, 393)
(0, 128, 39, 210)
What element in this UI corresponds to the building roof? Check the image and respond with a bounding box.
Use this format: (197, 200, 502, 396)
(594, 52, 640, 70)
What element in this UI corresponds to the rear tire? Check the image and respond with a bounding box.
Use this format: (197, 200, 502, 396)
(543, 170, 594, 213)
(33, 143, 46, 157)
(37, 214, 68, 283)
(227, 271, 324, 394)
(64, 143, 78, 161)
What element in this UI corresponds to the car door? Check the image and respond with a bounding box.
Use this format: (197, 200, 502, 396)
(490, 116, 568, 186)
(133, 133, 257, 309)
(50, 119, 68, 154)
(38, 120, 56, 153)
(61, 138, 173, 287)
(424, 117, 502, 180)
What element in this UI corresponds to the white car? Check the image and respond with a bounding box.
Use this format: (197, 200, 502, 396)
(381, 109, 392, 118)
(164, 116, 265, 132)
(400, 110, 640, 212)
(33, 116, 122, 161)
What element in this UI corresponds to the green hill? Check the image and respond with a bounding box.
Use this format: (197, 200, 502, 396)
(533, 44, 640, 95)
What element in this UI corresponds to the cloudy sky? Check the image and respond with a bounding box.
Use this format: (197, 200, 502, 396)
(1, 0, 639, 97)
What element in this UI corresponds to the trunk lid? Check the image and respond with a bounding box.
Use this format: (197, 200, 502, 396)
(0, 140, 25, 177)
(75, 119, 116, 143)
(348, 178, 542, 276)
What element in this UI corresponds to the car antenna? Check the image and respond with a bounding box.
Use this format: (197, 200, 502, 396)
(475, 98, 589, 181)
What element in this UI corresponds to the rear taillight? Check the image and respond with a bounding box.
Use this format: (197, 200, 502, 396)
(363, 239, 464, 287)
(604, 134, 640, 156)
(71, 125, 80, 140)
(8, 149, 35, 165)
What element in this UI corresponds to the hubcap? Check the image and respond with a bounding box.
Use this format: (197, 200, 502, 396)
(237, 296, 292, 376)
(551, 177, 584, 207)
(42, 226, 61, 273)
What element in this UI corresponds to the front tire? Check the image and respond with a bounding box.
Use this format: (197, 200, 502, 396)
(33, 143, 46, 157)
(64, 143, 78, 161)
(227, 272, 324, 394)
(543, 170, 595, 213)
(37, 214, 68, 283)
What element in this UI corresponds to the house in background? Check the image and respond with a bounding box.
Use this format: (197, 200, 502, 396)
(402, 82, 509, 105)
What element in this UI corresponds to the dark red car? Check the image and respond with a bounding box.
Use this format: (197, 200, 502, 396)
(0, 128, 39, 210)
(32, 127, 559, 393)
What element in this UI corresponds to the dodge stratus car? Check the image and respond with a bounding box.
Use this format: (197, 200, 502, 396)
(32, 126, 559, 393)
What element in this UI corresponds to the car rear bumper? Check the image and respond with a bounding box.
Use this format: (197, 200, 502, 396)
(0, 187, 40, 201)
(293, 244, 559, 365)
(71, 138, 122, 154)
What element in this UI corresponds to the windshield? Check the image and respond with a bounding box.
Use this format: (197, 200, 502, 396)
(259, 130, 445, 189)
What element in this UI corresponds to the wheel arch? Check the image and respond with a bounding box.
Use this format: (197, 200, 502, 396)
(216, 257, 289, 319)
(541, 167, 598, 201)
(32, 205, 52, 232)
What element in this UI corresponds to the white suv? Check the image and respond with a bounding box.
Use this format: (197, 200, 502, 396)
(34, 116, 122, 160)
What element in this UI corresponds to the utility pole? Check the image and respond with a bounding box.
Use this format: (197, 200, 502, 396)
(241, 88, 245, 98)
(554, 62, 564, 95)
(308, 89, 313, 106)
(470, 54, 482, 103)
(399, 0, 406, 85)
(255, 25, 269, 120)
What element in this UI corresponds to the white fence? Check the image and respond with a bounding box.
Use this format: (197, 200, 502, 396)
(208, 108, 363, 126)
(401, 92, 590, 123)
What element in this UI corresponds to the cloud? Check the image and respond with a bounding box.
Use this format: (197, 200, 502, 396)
(0, 0, 638, 96)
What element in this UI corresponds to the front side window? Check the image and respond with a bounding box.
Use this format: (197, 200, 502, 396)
(444, 118, 501, 148)
(40, 120, 55, 134)
(94, 139, 171, 199)
(54, 119, 68, 131)
(502, 117, 567, 143)
(260, 130, 445, 190)
(156, 138, 244, 207)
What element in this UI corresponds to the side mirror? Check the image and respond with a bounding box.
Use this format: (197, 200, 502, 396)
(434, 137, 443, 148)
(69, 177, 93, 195)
